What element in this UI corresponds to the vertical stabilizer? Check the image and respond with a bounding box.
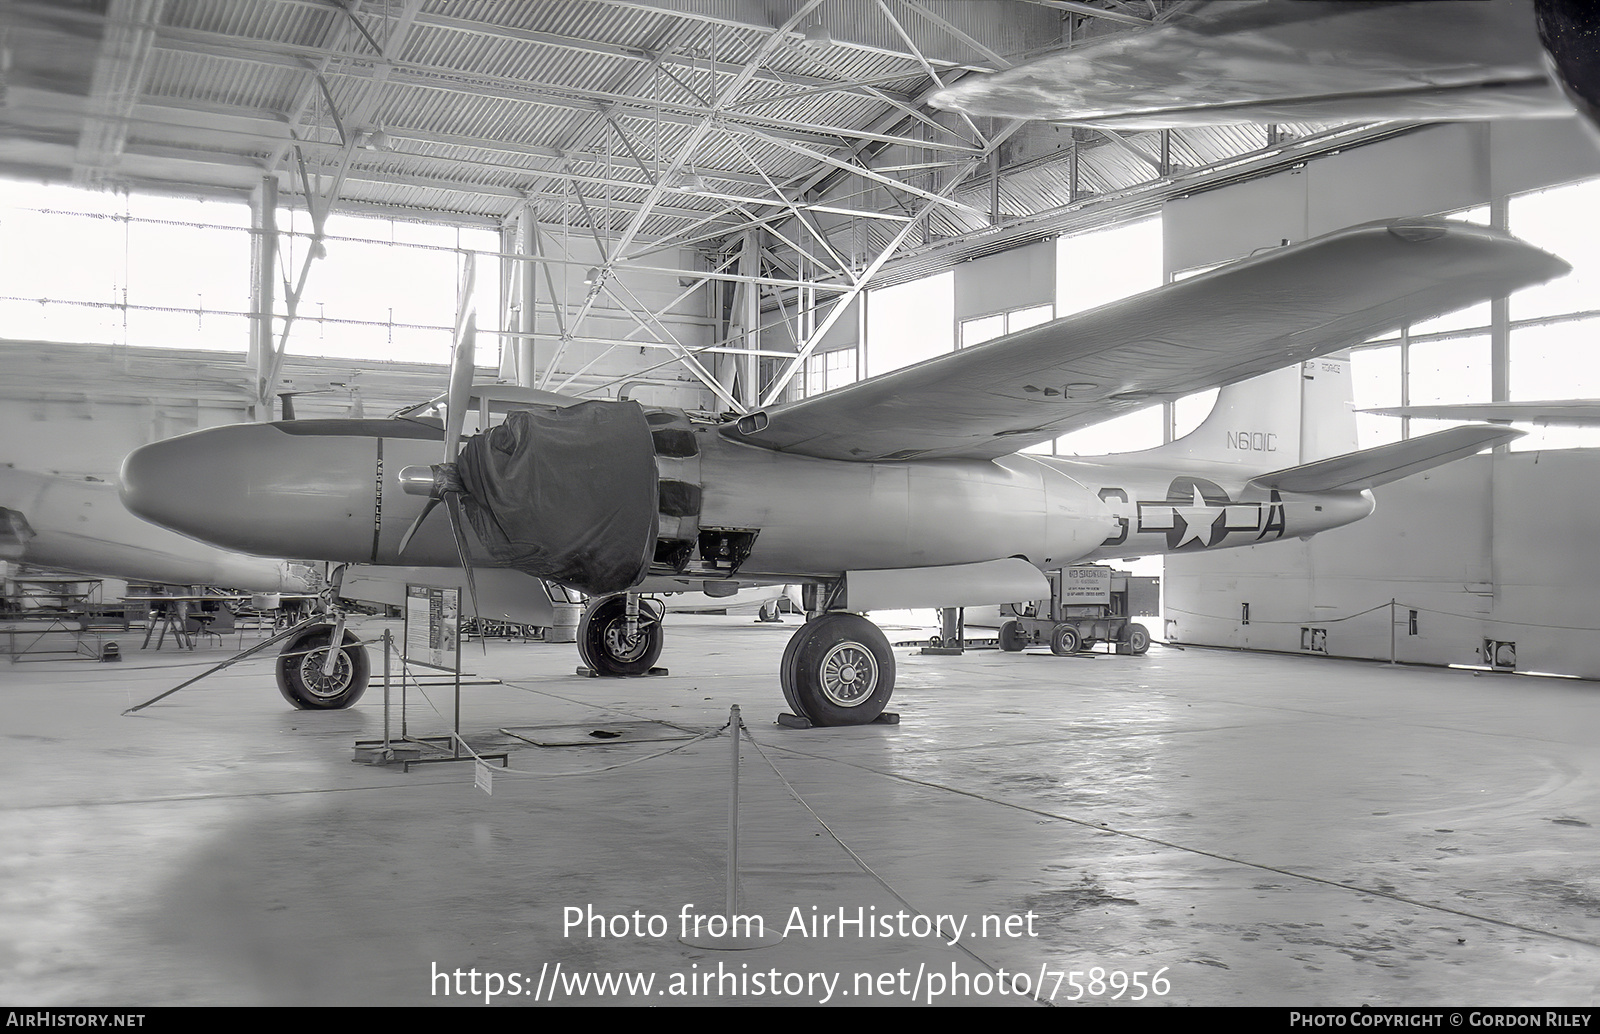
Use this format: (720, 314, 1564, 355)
(1111, 353, 1356, 475)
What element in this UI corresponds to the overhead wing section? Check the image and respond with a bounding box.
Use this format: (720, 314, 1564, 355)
(1248, 425, 1523, 493)
(928, 0, 1560, 129)
(721, 219, 1567, 463)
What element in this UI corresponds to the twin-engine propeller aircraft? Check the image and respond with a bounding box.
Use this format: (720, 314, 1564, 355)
(120, 218, 1565, 725)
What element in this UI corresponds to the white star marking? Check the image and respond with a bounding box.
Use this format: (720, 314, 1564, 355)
(1171, 486, 1224, 547)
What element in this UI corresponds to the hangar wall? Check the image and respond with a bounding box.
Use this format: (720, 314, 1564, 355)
(1162, 117, 1600, 677)
(1165, 451, 1600, 679)
(1165, 119, 1600, 272)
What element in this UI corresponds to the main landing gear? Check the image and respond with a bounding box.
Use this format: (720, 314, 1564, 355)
(779, 612, 895, 727)
(578, 591, 895, 727)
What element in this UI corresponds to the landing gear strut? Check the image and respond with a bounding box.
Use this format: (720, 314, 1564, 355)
(276, 624, 370, 710)
(578, 594, 665, 676)
(780, 612, 895, 726)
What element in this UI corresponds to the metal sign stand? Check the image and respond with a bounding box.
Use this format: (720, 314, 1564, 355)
(354, 586, 506, 771)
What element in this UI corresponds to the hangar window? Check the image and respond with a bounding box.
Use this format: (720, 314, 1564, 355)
(865, 271, 953, 378)
(272, 208, 501, 367)
(1056, 217, 1162, 317)
(0, 181, 249, 350)
(1347, 182, 1600, 453)
(804, 346, 859, 397)
(1029, 216, 1165, 457)
(958, 303, 1054, 348)
(1506, 179, 1600, 451)
(0, 181, 502, 367)
(1347, 205, 1495, 449)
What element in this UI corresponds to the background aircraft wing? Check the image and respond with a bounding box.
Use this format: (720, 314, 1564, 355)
(929, 0, 1559, 129)
(719, 219, 1566, 463)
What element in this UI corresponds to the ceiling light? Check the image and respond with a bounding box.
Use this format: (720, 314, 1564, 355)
(359, 125, 392, 151)
(583, 267, 601, 286)
(801, 22, 832, 46)
(667, 169, 709, 193)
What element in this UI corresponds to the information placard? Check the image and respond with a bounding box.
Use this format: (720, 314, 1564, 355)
(404, 583, 461, 672)
(1061, 565, 1112, 604)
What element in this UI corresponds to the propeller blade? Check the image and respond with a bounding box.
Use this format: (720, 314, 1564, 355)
(444, 492, 485, 655)
(396, 495, 440, 556)
(444, 312, 476, 464)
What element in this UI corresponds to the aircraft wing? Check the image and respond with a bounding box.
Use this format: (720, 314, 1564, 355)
(720, 219, 1567, 463)
(1247, 425, 1523, 493)
(1363, 401, 1600, 426)
(929, 0, 1560, 129)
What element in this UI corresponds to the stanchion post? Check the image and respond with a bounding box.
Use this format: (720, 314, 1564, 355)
(382, 629, 392, 749)
(1390, 598, 1397, 665)
(727, 704, 740, 920)
(679, 704, 781, 950)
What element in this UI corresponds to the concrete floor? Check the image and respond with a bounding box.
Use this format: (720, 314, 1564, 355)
(3, 613, 1600, 1007)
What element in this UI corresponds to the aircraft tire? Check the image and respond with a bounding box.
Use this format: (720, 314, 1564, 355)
(1125, 622, 1152, 656)
(1049, 623, 1081, 656)
(999, 619, 1027, 652)
(578, 595, 664, 676)
(778, 626, 810, 721)
(276, 625, 369, 710)
(786, 613, 894, 726)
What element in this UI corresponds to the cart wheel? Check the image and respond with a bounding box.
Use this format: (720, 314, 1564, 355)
(1126, 622, 1151, 655)
(999, 619, 1027, 652)
(1049, 623, 1081, 656)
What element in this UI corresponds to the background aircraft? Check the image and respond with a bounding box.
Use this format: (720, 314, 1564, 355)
(0, 465, 316, 593)
(119, 219, 1566, 725)
(930, 0, 1600, 134)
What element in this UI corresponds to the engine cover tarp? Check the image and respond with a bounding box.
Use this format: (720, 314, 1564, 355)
(457, 401, 658, 595)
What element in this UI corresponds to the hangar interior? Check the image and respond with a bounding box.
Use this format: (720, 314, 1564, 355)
(4, 0, 1600, 1008)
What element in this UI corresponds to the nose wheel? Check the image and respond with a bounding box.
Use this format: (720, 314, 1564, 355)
(780, 613, 895, 726)
(276, 624, 370, 710)
(577, 595, 665, 676)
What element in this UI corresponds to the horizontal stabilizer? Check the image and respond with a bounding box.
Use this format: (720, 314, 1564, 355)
(1363, 400, 1600, 427)
(1248, 424, 1522, 493)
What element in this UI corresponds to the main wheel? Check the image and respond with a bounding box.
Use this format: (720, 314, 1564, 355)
(784, 613, 894, 726)
(1049, 622, 1081, 656)
(276, 625, 369, 710)
(1125, 622, 1151, 655)
(999, 619, 1028, 652)
(778, 625, 809, 720)
(578, 595, 664, 676)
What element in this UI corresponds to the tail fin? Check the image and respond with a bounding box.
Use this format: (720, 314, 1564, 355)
(1119, 354, 1357, 475)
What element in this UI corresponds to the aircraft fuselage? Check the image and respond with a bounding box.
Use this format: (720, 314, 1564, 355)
(120, 412, 1374, 597)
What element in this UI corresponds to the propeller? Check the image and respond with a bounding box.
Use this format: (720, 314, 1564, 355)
(395, 311, 483, 634)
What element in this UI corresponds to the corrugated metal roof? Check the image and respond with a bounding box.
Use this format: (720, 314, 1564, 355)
(1, 0, 1414, 394)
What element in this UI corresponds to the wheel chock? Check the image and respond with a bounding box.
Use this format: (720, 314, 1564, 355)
(776, 710, 899, 729)
(575, 666, 670, 678)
